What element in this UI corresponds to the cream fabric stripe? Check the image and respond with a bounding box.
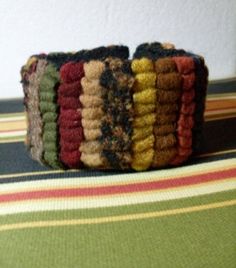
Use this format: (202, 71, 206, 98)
(197, 149, 236, 158)
(205, 108, 236, 115)
(0, 199, 235, 232)
(0, 116, 25, 122)
(0, 130, 26, 138)
(206, 95, 236, 100)
(0, 179, 235, 216)
(0, 170, 78, 179)
(0, 159, 235, 190)
(0, 166, 235, 195)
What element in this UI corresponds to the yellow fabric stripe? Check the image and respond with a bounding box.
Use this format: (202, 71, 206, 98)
(0, 199, 235, 232)
(0, 120, 26, 131)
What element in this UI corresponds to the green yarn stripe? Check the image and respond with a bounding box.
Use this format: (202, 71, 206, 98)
(39, 64, 61, 168)
(40, 101, 58, 113)
(40, 91, 56, 102)
(42, 112, 58, 122)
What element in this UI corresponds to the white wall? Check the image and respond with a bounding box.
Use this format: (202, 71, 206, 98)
(0, 0, 235, 99)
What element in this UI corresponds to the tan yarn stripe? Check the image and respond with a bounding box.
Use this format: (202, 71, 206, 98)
(80, 60, 105, 167)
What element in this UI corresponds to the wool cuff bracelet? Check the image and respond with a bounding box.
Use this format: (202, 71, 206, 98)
(21, 43, 208, 171)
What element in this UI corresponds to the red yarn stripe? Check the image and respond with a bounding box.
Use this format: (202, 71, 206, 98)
(171, 56, 196, 165)
(58, 62, 84, 168)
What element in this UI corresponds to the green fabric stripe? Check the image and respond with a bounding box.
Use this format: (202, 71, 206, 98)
(0, 189, 235, 225)
(0, 135, 25, 141)
(0, 112, 24, 118)
(0, 202, 235, 267)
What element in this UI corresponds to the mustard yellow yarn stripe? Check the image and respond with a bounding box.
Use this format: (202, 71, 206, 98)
(131, 58, 156, 171)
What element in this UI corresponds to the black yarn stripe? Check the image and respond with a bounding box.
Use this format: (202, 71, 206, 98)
(133, 42, 187, 60)
(192, 57, 209, 153)
(33, 46, 129, 69)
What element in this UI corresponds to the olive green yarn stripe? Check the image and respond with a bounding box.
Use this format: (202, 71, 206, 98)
(0, 189, 235, 225)
(42, 112, 57, 122)
(43, 142, 57, 151)
(44, 152, 60, 169)
(39, 101, 58, 113)
(40, 90, 56, 102)
(39, 63, 61, 168)
(39, 67, 60, 92)
(43, 128, 57, 142)
(44, 122, 57, 132)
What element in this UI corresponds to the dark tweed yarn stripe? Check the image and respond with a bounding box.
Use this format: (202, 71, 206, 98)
(99, 58, 134, 169)
(133, 42, 186, 60)
(36, 46, 129, 70)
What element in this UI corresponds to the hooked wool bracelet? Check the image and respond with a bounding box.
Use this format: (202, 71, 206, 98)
(21, 43, 208, 171)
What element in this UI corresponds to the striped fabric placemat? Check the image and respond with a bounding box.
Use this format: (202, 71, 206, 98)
(0, 79, 235, 268)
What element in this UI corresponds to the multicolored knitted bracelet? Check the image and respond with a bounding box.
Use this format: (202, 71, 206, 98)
(21, 43, 208, 171)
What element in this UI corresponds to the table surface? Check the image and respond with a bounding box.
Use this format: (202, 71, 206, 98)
(0, 81, 235, 268)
